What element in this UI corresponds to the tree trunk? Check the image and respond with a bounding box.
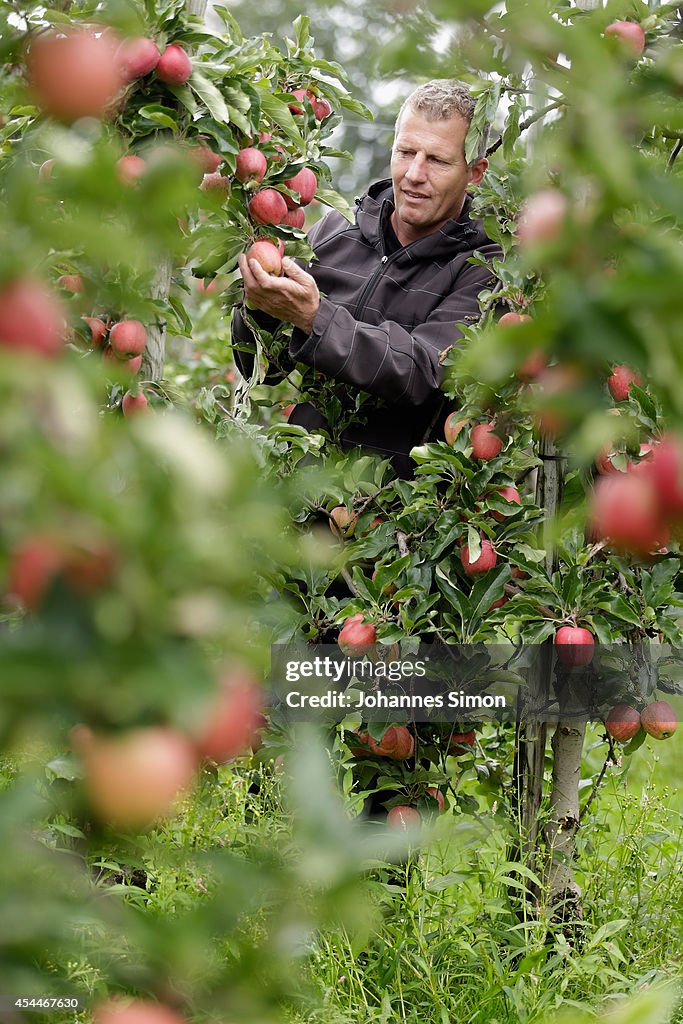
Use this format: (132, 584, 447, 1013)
(141, 255, 174, 382)
(537, 437, 585, 929)
(544, 718, 586, 926)
(141, 0, 208, 382)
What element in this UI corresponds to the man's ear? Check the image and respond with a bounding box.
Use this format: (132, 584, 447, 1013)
(469, 158, 488, 186)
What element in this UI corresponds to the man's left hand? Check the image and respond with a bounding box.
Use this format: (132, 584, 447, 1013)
(239, 254, 320, 334)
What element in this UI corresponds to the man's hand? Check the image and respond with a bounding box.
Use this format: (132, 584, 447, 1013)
(239, 253, 320, 334)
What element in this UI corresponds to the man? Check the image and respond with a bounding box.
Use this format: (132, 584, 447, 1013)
(231, 79, 501, 477)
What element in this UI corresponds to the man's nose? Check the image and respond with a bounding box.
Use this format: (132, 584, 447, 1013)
(404, 153, 428, 181)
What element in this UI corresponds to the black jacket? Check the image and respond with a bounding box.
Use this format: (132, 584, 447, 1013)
(231, 179, 501, 476)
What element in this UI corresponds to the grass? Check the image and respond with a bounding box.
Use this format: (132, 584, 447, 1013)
(1, 727, 681, 1024)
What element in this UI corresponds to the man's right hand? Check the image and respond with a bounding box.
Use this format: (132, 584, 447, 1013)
(239, 254, 320, 335)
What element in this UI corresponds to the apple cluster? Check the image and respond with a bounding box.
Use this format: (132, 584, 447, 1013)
(605, 700, 677, 742)
(25, 27, 195, 126)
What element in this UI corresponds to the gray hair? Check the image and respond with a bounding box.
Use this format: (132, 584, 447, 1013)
(395, 80, 489, 163)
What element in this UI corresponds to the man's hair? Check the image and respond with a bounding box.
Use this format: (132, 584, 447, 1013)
(395, 80, 489, 163)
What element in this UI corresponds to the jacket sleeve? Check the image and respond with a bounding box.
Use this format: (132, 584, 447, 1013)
(230, 305, 295, 383)
(287, 258, 497, 406)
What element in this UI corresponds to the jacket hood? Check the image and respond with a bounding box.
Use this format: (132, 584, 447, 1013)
(355, 178, 490, 261)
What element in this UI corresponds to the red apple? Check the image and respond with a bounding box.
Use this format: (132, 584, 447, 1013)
(282, 207, 306, 229)
(516, 350, 547, 382)
(328, 505, 357, 538)
(488, 486, 521, 521)
(57, 274, 84, 293)
(605, 20, 646, 57)
(608, 365, 642, 402)
(283, 167, 317, 209)
(595, 445, 618, 476)
(109, 319, 147, 358)
(338, 613, 377, 657)
(26, 27, 124, 122)
(460, 537, 497, 575)
(122, 389, 150, 416)
(82, 316, 107, 348)
(605, 704, 642, 742)
(287, 88, 308, 114)
(498, 311, 532, 327)
(94, 998, 188, 1024)
(83, 727, 196, 828)
(369, 726, 414, 760)
(640, 700, 677, 740)
(194, 669, 264, 763)
(554, 625, 595, 667)
(64, 539, 117, 592)
(246, 240, 282, 276)
(0, 277, 66, 358)
(156, 44, 192, 85)
(248, 189, 288, 226)
(116, 37, 161, 80)
(349, 728, 371, 757)
(235, 147, 267, 183)
(281, 403, 295, 420)
(589, 473, 667, 556)
(517, 189, 567, 245)
(470, 422, 504, 460)
(449, 730, 475, 752)
(387, 805, 421, 830)
(199, 172, 230, 195)
(425, 787, 445, 814)
(311, 96, 332, 121)
(444, 413, 467, 446)
(644, 435, 683, 517)
(6, 535, 65, 611)
(511, 567, 528, 580)
(117, 154, 146, 185)
(190, 142, 222, 175)
(126, 354, 142, 374)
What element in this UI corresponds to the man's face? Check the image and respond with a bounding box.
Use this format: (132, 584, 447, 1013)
(390, 109, 488, 244)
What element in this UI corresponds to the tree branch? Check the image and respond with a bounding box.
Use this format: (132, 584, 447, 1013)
(486, 101, 566, 158)
(579, 730, 617, 822)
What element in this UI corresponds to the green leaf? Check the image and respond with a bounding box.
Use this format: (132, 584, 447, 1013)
(211, 6, 244, 40)
(293, 14, 311, 50)
(435, 564, 470, 619)
(314, 186, 354, 223)
(516, 543, 546, 564)
(466, 82, 501, 165)
(167, 294, 193, 336)
(138, 105, 180, 132)
(167, 84, 199, 116)
(338, 95, 374, 120)
(466, 525, 481, 562)
(51, 822, 86, 839)
(623, 729, 647, 755)
(191, 71, 231, 124)
(258, 88, 303, 146)
(469, 564, 512, 622)
(594, 595, 642, 628)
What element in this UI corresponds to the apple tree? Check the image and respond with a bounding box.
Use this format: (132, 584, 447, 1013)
(225, 0, 683, 930)
(0, 1, 385, 1019)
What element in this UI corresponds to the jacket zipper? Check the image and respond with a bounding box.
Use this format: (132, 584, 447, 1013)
(352, 241, 422, 319)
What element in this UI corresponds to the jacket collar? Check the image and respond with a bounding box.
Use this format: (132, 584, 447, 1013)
(355, 178, 486, 260)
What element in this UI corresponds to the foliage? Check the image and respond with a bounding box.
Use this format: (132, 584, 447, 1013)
(1, 0, 683, 1021)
